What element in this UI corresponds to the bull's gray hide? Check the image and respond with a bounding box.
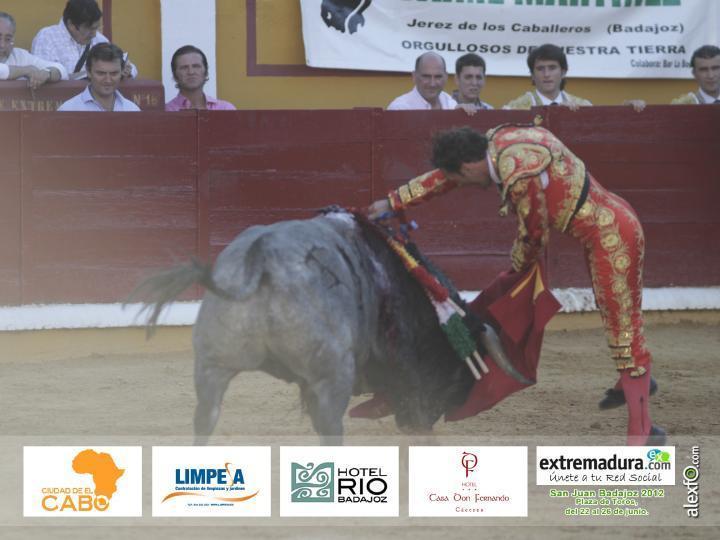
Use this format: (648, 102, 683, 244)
(139, 211, 517, 444)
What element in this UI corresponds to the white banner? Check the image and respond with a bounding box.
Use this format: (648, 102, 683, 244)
(300, 0, 719, 78)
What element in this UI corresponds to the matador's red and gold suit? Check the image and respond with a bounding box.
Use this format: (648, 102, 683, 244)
(387, 124, 655, 444)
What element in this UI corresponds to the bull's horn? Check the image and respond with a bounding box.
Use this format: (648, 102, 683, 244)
(478, 324, 535, 385)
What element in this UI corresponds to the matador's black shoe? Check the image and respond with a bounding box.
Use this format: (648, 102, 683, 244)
(598, 376, 658, 410)
(645, 425, 667, 446)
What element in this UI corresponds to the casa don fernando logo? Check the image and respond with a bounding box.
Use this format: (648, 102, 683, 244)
(461, 451, 478, 478)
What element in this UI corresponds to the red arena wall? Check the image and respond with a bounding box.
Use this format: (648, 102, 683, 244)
(1, 106, 718, 306)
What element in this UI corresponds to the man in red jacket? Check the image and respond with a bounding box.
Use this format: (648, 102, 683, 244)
(369, 124, 664, 445)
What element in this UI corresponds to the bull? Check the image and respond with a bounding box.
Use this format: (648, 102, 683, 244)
(138, 210, 525, 443)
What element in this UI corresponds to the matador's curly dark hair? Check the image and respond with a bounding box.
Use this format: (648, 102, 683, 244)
(431, 127, 488, 173)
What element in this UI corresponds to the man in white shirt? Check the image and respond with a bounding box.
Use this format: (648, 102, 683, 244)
(387, 52, 458, 111)
(672, 45, 720, 105)
(58, 43, 139, 111)
(32, 0, 136, 80)
(0, 12, 67, 89)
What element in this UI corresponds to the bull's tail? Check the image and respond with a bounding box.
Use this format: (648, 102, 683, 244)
(131, 258, 234, 336)
(132, 234, 272, 336)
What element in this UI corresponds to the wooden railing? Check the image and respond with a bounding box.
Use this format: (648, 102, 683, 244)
(0, 106, 718, 305)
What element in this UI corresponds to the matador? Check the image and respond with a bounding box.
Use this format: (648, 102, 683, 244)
(369, 124, 665, 445)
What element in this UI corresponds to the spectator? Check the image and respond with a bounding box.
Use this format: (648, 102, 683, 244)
(503, 44, 591, 110)
(503, 44, 645, 112)
(672, 45, 720, 104)
(165, 45, 235, 111)
(0, 12, 67, 89)
(32, 0, 136, 80)
(387, 52, 457, 110)
(57, 43, 139, 111)
(452, 53, 493, 110)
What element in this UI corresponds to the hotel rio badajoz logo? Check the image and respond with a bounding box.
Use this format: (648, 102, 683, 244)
(152, 446, 271, 517)
(280, 446, 398, 517)
(23, 446, 142, 517)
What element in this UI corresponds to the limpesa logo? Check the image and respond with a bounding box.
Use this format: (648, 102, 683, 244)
(291, 461, 388, 503)
(40, 449, 124, 513)
(152, 446, 271, 517)
(163, 462, 258, 505)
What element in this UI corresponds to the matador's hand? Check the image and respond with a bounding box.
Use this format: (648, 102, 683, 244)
(368, 198, 391, 220)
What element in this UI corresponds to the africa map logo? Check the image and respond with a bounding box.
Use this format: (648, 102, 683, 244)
(41, 450, 123, 512)
(23, 446, 142, 517)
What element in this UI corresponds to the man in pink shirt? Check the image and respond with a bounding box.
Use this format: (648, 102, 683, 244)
(165, 45, 235, 111)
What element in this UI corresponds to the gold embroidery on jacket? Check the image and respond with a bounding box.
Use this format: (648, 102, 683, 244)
(509, 178, 549, 272)
(517, 197, 531, 219)
(575, 200, 593, 220)
(499, 154, 517, 178)
(408, 177, 428, 198)
(554, 154, 586, 232)
(495, 143, 552, 202)
(597, 207, 615, 227)
(397, 184, 413, 206)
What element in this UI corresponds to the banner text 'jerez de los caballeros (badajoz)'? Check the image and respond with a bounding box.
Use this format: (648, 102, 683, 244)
(301, 0, 718, 78)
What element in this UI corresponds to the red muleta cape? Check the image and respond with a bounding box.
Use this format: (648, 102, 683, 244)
(445, 260, 561, 421)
